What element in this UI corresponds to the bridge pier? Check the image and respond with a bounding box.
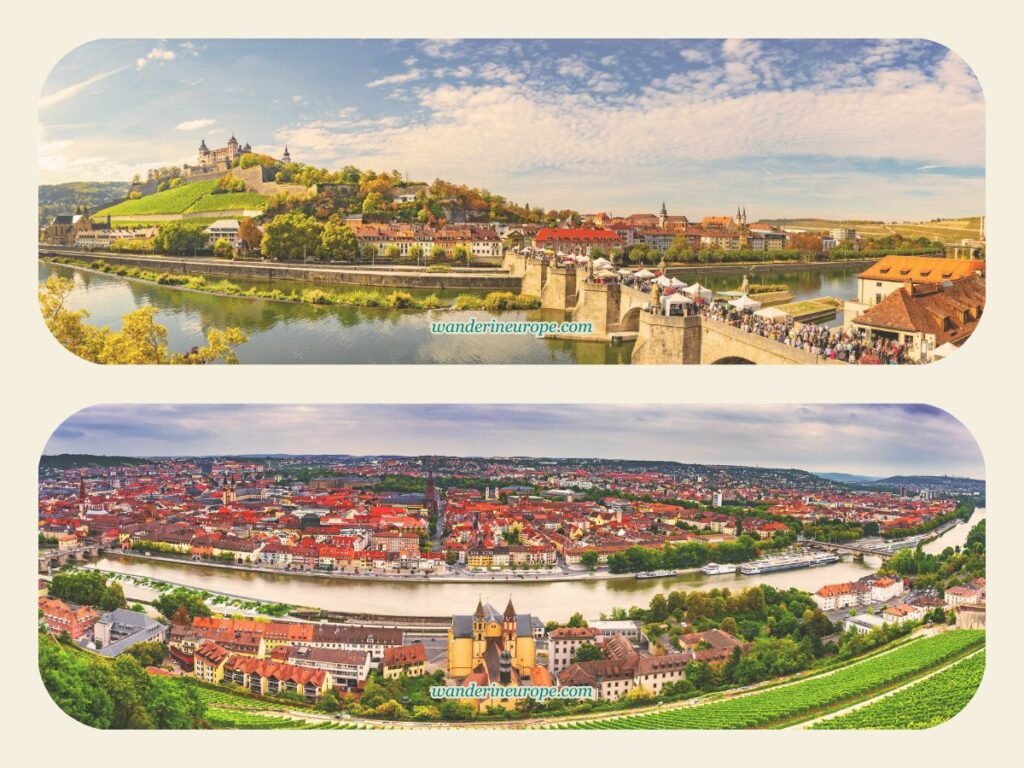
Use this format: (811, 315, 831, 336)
(631, 312, 703, 364)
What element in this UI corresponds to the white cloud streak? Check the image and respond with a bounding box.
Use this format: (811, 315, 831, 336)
(40, 68, 124, 110)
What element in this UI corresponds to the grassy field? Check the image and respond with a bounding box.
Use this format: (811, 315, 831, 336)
(775, 297, 844, 319)
(768, 218, 983, 244)
(95, 180, 269, 218)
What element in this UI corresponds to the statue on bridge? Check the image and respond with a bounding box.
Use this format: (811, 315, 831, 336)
(741, 272, 750, 295)
(650, 280, 662, 313)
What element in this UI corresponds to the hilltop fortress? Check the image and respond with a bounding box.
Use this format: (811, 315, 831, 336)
(145, 135, 292, 183)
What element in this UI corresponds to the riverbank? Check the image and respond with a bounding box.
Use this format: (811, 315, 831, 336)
(94, 549, 656, 583)
(665, 258, 876, 276)
(40, 256, 539, 313)
(39, 247, 522, 291)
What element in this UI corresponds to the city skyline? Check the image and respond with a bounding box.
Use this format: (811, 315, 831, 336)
(44, 404, 985, 478)
(40, 39, 984, 219)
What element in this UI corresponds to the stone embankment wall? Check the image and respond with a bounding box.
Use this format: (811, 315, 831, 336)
(40, 248, 521, 291)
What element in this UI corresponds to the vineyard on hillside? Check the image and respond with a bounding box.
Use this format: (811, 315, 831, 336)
(544, 630, 984, 730)
(812, 649, 985, 730)
(94, 180, 269, 218)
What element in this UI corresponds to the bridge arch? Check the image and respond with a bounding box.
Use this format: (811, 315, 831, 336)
(620, 306, 643, 333)
(709, 355, 755, 365)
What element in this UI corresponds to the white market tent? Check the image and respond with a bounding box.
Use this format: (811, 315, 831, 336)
(618, 267, 634, 276)
(729, 294, 762, 311)
(661, 293, 693, 313)
(670, 277, 687, 287)
(655, 275, 674, 287)
(753, 306, 789, 321)
(634, 269, 656, 280)
(596, 268, 619, 279)
(933, 341, 960, 359)
(683, 282, 713, 301)
(593, 257, 612, 268)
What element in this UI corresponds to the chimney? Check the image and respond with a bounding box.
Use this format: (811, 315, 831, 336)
(904, 279, 914, 297)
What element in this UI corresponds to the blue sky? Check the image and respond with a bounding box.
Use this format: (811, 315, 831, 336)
(39, 39, 984, 219)
(44, 404, 984, 479)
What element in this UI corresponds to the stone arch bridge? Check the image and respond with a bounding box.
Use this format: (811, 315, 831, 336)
(510, 253, 841, 364)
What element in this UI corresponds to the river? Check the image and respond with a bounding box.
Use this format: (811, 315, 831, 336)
(88, 511, 984, 622)
(39, 262, 859, 363)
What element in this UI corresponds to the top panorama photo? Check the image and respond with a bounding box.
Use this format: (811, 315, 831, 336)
(37, 39, 985, 365)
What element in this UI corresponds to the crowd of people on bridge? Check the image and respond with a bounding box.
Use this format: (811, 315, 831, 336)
(698, 302, 913, 364)
(632, 280, 915, 365)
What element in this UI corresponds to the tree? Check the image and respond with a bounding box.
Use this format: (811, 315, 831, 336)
(572, 642, 605, 663)
(237, 218, 263, 254)
(409, 244, 425, 265)
(261, 212, 322, 261)
(213, 238, 233, 258)
(567, 612, 587, 628)
(580, 550, 599, 571)
(152, 588, 212, 622)
(127, 640, 168, 667)
(319, 218, 359, 261)
(156, 221, 207, 255)
(719, 616, 739, 636)
(41, 275, 248, 365)
(362, 192, 387, 216)
(384, 244, 402, 261)
(429, 244, 447, 262)
(649, 593, 670, 622)
(452, 244, 470, 265)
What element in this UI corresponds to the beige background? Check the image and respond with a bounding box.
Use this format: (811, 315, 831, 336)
(4, 0, 1020, 760)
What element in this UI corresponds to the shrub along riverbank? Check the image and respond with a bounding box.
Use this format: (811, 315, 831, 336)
(42, 257, 541, 312)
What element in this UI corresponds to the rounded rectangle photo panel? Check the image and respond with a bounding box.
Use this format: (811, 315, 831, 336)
(39, 39, 984, 365)
(37, 404, 985, 729)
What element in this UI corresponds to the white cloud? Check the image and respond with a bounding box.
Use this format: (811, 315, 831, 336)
(136, 47, 176, 70)
(40, 68, 124, 109)
(277, 58, 983, 218)
(556, 57, 589, 79)
(420, 39, 460, 59)
(402, 56, 418, 67)
(600, 55, 618, 67)
(679, 48, 711, 64)
(366, 68, 423, 88)
(176, 118, 216, 131)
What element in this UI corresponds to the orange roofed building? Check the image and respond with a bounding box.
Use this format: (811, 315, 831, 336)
(849, 274, 985, 363)
(854, 255, 985, 309)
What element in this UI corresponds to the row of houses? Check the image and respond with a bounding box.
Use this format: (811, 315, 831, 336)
(553, 628, 745, 701)
(177, 615, 427, 700)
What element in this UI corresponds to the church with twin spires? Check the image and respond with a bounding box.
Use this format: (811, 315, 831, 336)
(447, 598, 540, 687)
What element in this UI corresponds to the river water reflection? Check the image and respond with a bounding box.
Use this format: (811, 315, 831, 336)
(40, 262, 859, 363)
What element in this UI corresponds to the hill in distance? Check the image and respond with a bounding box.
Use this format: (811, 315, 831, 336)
(813, 472, 883, 484)
(40, 454, 154, 469)
(38, 182, 131, 227)
(759, 216, 983, 245)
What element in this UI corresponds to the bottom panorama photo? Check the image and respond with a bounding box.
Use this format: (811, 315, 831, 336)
(37, 404, 986, 731)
